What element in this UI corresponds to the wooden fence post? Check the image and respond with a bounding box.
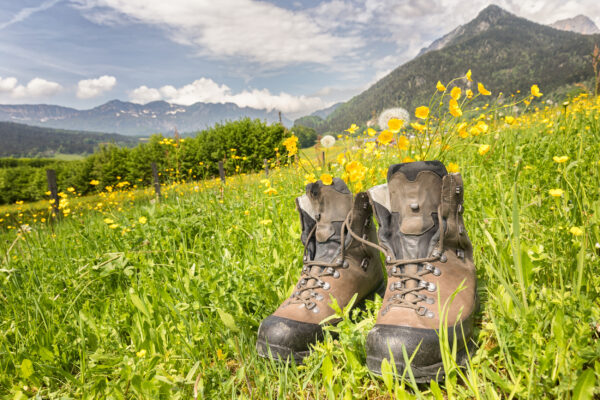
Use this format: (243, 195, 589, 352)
(218, 161, 226, 184)
(151, 162, 161, 201)
(46, 169, 60, 218)
(264, 159, 269, 177)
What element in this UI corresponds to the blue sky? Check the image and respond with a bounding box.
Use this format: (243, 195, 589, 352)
(0, 0, 598, 119)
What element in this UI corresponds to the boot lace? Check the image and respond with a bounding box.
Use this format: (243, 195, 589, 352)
(346, 217, 445, 318)
(289, 213, 353, 312)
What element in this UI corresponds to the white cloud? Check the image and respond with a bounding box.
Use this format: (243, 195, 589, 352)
(129, 77, 327, 118)
(0, 76, 62, 99)
(0, 0, 62, 30)
(72, 0, 363, 66)
(76, 75, 117, 98)
(129, 85, 162, 104)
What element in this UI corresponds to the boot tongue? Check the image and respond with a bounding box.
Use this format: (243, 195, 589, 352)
(386, 161, 447, 261)
(306, 178, 352, 262)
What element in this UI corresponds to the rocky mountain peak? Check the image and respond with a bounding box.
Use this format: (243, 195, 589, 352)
(550, 15, 600, 35)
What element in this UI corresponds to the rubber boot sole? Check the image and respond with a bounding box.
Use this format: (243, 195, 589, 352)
(366, 337, 477, 383)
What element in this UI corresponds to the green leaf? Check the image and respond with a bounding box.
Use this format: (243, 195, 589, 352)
(573, 369, 596, 400)
(430, 380, 444, 400)
(380, 358, 394, 392)
(20, 359, 33, 379)
(217, 308, 238, 332)
(321, 355, 333, 385)
(129, 293, 151, 319)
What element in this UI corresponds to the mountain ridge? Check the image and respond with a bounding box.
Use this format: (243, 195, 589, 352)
(550, 15, 600, 35)
(0, 100, 291, 136)
(312, 4, 600, 133)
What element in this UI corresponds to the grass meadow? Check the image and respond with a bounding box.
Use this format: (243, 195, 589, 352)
(1, 88, 599, 398)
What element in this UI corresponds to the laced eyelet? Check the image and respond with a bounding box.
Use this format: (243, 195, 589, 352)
(322, 282, 330, 290)
(360, 258, 369, 271)
(427, 282, 436, 292)
(425, 310, 435, 318)
(312, 306, 320, 313)
(306, 301, 316, 310)
(425, 296, 435, 304)
(333, 270, 340, 278)
(386, 256, 392, 263)
(439, 254, 447, 263)
(342, 260, 349, 268)
(416, 306, 428, 316)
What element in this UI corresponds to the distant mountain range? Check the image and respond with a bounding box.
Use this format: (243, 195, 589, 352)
(0, 121, 140, 158)
(0, 100, 291, 136)
(550, 15, 599, 35)
(300, 5, 600, 133)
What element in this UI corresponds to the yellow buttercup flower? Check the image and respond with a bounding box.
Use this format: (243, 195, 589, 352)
(387, 118, 403, 133)
(320, 173, 333, 185)
(466, 69, 472, 81)
(138, 216, 147, 224)
(449, 98, 462, 117)
(90, 180, 100, 185)
(505, 116, 515, 125)
(411, 122, 426, 132)
(447, 162, 460, 173)
(415, 106, 429, 119)
(378, 130, 394, 145)
(436, 81, 446, 92)
(282, 135, 298, 156)
(336, 153, 346, 165)
(364, 142, 376, 154)
(553, 156, 569, 163)
(264, 187, 278, 196)
(478, 82, 491, 96)
(466, 89, 473, 99)
(345, 161, 367, 183)
(451, 87, 461, 100)
(569, 226, 583, 236)
(402, 156, 415, 163)
(457, 122, 469, 138)
(531, 84, 543, 97)
(345, 124, 359, 134)
(304, 173, 317, 185)
(478, 144, 491, 156)
(397, 135, 409, 150)
(476, 120, 489, 133)
(367, 128, 377, 137)
(549, 188, 564, 197)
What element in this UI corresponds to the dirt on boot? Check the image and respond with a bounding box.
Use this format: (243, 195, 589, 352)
(256, 178, 384, 363)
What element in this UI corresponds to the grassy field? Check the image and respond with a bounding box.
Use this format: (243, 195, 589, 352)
(1, 90, 599, 398)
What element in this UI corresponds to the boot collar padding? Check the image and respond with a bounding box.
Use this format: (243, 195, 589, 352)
(367, 184, 390, 212)
(296, 194, 316, 220)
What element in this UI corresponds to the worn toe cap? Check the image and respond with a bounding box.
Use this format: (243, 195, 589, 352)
(256, 315, 324, 363)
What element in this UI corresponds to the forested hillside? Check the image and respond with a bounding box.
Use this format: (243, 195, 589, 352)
(313, 5, 599, 133)
(0, 121, 140, 157)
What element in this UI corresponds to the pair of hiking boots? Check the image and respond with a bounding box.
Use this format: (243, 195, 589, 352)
(256, 161, 477, 382)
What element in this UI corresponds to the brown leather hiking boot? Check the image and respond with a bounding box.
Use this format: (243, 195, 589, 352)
(360, 161, 477, 382)
(256, 178, 385, 363)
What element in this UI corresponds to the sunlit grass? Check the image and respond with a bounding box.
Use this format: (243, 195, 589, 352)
(1, 81, 599, 398)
